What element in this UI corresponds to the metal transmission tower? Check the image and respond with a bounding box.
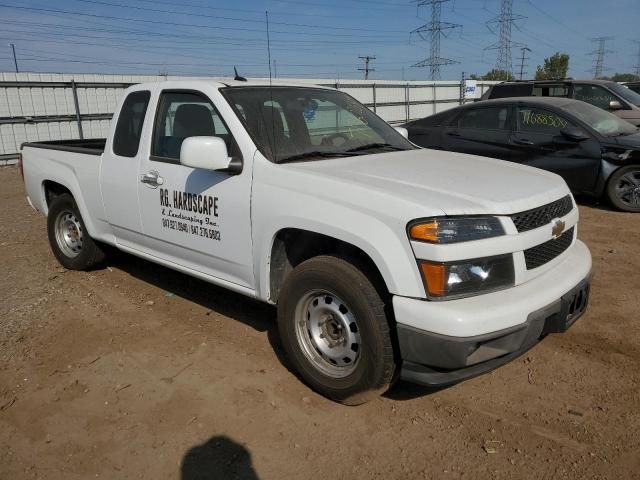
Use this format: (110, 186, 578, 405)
(410, 0, 460, 81)
(358, 55, 376, 80)
(517, 46, 531, 80)
(484, 0, 525, 79)
(633, 41, 640, 78)
(589, 36, 614, 79)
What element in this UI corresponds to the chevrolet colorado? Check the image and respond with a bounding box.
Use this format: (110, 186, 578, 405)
(20, 80, 592, 404)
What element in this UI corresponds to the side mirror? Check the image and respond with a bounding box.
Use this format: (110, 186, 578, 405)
(609, 100, 623, 110)
(394, 126, 409, 139)
(560, 127, 590, 142)
(180, 136, 232, 171)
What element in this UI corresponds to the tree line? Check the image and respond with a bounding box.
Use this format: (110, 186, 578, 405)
(469, 52, 639, 82)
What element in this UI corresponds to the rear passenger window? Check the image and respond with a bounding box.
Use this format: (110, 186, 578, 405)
(151, 91, 233, 161)
(112, 90, 150, 158)
(458, 107, 509, 130)
(489, 84, 532, 98)
(532, 85, 569, 97)
(517, 107, 573, 134)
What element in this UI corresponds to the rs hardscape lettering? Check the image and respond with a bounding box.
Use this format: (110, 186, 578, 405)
(159, 188, 221, 241)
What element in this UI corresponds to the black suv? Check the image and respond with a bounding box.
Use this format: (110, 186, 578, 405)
(483, 79, 640, 126)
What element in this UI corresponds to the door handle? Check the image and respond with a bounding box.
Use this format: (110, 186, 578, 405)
(140, 171, 164, 188)
(446, 130, 461, 137)
(513, 138, 534, 146)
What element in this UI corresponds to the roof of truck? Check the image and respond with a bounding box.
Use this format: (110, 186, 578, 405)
(132, 79, 335, 90)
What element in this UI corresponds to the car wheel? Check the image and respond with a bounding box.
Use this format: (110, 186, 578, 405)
(47, 193, 105, 270)
(277, 256, 397, 405)
(606, 165, 640, 212)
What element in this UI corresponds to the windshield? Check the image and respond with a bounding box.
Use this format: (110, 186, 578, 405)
(221, 86, 414, 163)
(608, 82, 640, 107)
(563, 101, 639, 137)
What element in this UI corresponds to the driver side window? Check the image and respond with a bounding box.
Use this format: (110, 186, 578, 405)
(574, 85, 619, 110)
(151, 91, 233, 162)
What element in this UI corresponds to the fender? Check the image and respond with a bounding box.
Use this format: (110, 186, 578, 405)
(23, 148, 112, 244)
(251, 176, 428, 302)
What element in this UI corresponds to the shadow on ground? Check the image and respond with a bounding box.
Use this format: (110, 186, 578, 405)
(181, 435, 260, 480)
(105, 249, 445, 402)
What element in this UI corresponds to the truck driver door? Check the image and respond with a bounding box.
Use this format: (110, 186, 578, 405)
(137, 89, 254, 291)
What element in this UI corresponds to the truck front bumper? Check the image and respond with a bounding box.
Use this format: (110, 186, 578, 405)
(393, 240, 592, 387)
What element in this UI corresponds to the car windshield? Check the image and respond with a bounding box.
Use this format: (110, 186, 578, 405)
(563, 101, 639, 137)
(608, 82, 640, 107)
(221, 86, 414, 163)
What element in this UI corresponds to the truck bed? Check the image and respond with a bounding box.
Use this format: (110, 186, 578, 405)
(21, 139, 106, 156)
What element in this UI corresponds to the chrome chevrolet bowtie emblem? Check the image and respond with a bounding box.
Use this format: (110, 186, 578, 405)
(551, 218, 566, 239)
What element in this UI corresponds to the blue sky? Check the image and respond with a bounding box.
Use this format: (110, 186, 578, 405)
(0, 0, 638, 80)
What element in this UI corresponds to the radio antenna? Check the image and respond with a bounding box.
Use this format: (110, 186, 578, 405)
(266, 10, 277, 161)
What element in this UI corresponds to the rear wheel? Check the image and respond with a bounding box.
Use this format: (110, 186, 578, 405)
(606, 165, 640, 212)
(47, 193, 105, 270)
(277, 256, 397, 405)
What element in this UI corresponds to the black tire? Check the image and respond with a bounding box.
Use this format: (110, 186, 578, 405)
(606, 165, 640, 212)
(277, 256, 397, 405)
(47, 193, 105, 270)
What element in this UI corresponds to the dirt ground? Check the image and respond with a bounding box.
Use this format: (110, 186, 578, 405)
(1, 165, 639, 480)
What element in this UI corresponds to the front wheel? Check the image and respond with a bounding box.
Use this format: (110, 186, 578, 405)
(606, 165, 640, 212)
(277, 256, 397, 405)
(47, 193, 105, 270)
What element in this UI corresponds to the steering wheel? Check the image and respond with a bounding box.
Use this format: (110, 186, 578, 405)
(321, 133, 351, 148)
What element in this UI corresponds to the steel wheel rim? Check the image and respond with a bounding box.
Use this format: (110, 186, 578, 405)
(54, 209, 84, 258)
(294, 290, 361, 378)
(615, 170, 640, 208)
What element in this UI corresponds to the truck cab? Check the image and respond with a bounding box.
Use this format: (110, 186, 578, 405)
(21, 80, 592, 404)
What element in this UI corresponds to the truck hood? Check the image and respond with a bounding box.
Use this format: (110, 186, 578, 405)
(285, 149, 570, 217)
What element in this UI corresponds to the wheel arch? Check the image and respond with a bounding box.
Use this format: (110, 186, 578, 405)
(267, 228, 392, 304)
(40, 178, 99, 239)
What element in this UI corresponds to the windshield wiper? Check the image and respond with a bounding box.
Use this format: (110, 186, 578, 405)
(345, 143, 407, 153)
(277, 151, 353, 164)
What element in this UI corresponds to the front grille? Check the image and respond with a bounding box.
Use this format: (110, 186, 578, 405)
(524, 227, 575, 270)
(511, 195, 573, 233)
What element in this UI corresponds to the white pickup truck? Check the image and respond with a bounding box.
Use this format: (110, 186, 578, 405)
(21, 80, 592, 404)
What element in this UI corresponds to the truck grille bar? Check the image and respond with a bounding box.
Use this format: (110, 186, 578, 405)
(524, 227, 575, 270)
(511, 195, 573, 233)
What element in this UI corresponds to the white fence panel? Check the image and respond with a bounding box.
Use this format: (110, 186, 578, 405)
(0, 72, 498, 160)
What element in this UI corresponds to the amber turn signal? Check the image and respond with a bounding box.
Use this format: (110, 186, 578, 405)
(409, 220, 440, 243)
(419, 261, 448, 297)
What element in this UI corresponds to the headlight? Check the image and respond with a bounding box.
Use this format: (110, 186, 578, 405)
(409, 217, 504, 244)
(419, 254, 514, 299)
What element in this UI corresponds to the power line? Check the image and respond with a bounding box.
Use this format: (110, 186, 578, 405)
(524, 0, 586, 40)
(410, 0, 460, 80)
(0, 4, 406, 39)
(131, 0, 398, 20)
(68, 0, 409, 34)
(358, 55, 376, 79)
(589, 36, 614, 79)
(0, 22, 412, 48)
(484, 0, 525, 79)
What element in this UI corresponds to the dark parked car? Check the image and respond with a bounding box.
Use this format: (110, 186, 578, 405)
(624, 82, 640, 95)
(482, 79, 640, 126)
(404, 97, 640, 212)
